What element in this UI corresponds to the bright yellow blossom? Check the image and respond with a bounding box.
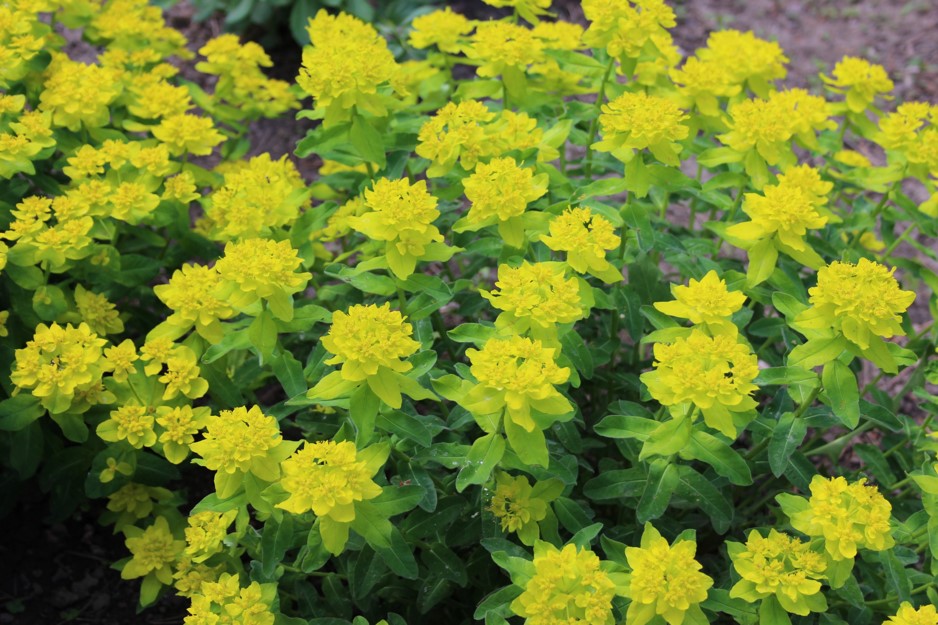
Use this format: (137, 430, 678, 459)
(482, 261, 586, 343)
(152, 114, 225, 156)
(213, 238, 311, 321)
(348, 178, 452, 280)
(793, 259, 915, 351)
(654, 270, 746, 334)
(103, 339, 138, 383)
(540, 207, 621, 282)
(409, 8, 474, 53)
(11, 322, 107, 414)
(488, 472, 562, 546)
(624, 523, 713, 625)
(73, 284, 123, 335)
(582, 0, 676, 63)
(886, 603, 938, 625)
(297, 10, 399, 124)
(189, 405, 299, 499)
(121, 516, 184, 596)
(158, 346, 208, 401)
(822, 56, 893, 113)
(455, 157, 549, 248)
(156, 405, 212, 464)
(39, 55, 122, 131)
(670, 56, 741, 117)
(184, 510, 237, 562)
(641, 330, 759, 437)
(278, 440, 387, 554)
(782, 475, 894, 560)
(729, 529, 827, 616)
(97, 403, 156, 448)
(511, 542, 623, 625)
(185, 573, 276, 625)
(594, 92, 689, 166)
(416, 100, 496, 176)
(467, 21, 544, 79)
(153, 264, 236, 343)
(698, 30, 788, 96)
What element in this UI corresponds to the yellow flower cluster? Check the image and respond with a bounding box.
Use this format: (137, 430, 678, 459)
(822, 56, 893, 113)
(624, 524, 713, 625)
(456, 157, 549, 248)
(582, 0, 676, 70)
(794, 258, 915, 350)
(185, 573, 276, 625)
(153, 264, 236, 343)
(278, 440, 386, 554)
(641, 330, 759, 437)
(886, 603, 938, 625)
(482, 261, 585, 343)
(297, 10, 399, 124)
(698, 30, 788, 96)
(729, 529, 828, 616)
(409, 8, 474, 54)
(654, 270, 746, 334)
(121, 516, 184, 590)
(786, 476, 894, 560)
(184, 510, 237, 562)
(511, 543, 621, 625)
(540, 207, 621, 283)
(213, 238, 311, 322)
(595, 91, 689, 166)
(198, 154, 309, 242)
(11, 322, 107, 414)
(190, 405, 298, 499)
(468, 21, 544, 79)
(487, 472, 561, 546)
(348, 178, 451, 280)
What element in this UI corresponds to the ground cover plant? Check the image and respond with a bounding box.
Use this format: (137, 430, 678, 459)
(2, 0, 938, 624)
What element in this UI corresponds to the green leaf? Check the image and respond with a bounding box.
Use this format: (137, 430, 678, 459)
(370, 485, 424, 517)
(0, 395, 44, 431)
(685, 431, 752, 486)
(373, 526, 418, 580)
(768, 412, 807, 478)
(9, 420, 44, 479)
(261, 514, 294, 578)
(456, 433, 505, 492)
(746, 238, 778, 286)
(349, 384, 379, 442)
(594, 414, 659, 440)
(821, 361, 860, 428)
(271, 350, 307, 398)
(248, 309, 278, 359)
(758, 595, 792, 625)
(349, 115, 386, 168)
(636, 460, 678, 523)
(880, 550, 912, 602)
(674, 466, 732, 533)
(376, 410, 432, 447)
(788, 336, 847, 369)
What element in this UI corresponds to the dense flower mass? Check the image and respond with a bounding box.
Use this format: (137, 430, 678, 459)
(641, 330, 759, 437)
(511, 543, 621, 625)
(624, 524, 713, 625)
(540, 207, 621, 282)
(886, 603, 938, 625)
(794, 258, 915, 349)
(482, 261, 585, 339)
(729, 529, 828, 616)
(321, 303, 419, 381)
(595, 91, 689, 165)
(785, 476, 894, 560)
(822, 56, 893, 112)
(654, 270, 746, 332)
(121, 516, 184, 584)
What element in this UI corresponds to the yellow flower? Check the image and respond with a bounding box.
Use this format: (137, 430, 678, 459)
(103, 339, 138, 383)
(107, 483, 172, 523)
(624, 523, 713, 625)
(121, 516, 184, 586)
(158, 346, 208, 401)
(511, 543, 622, 625)
(278, 440, 387, 554)
(487, 472, 561, 546)
(467, 21, 544, 79)
(876, 102, 932, 152)
(162, 172, 200, 204)
(822, 56, 893, 113)
(482, 0, 551, 23)
(460, 336, 571, 465)
(97, 402, 156, 448)
(594, 91, 689, 166)
(152, 114, 225, 156)
(297, 10, 398, 124)
(582, 0, 676, 62)
(73, 284, 123, 335)
(640, 330, 759, 438)
(198, 154, 308, 242)
(886, 603, 938, 625)
(348, 178, 451, 280)
(153, 264, 236, 343)
(455, 157, 548, 248)
(653, 270, 746, 334)
(416, 100, 496, 176)
(0, 310, 8, 337)
(784, 475, 894, 560)
(173, 558, 223, 599)
(698, 30, 788, 96)
(670, 56, 741, 117)
(834, 150, 872, 168)
(481, 261, 586, 343)
(11, 322, 107, 414)
(409, 8, 474, 53)
(187, 573, 276, 625)
(189, 405, 298, 499)
(39, 55, 122, 131)
(127, 79, 193, 119)
(184, 510, 237, 563)
(156, 405, 212, 464)
(729, 529, 827, 616)
(540, 207, 621, 282)
(213, 238, 311, 321)
(793, 259, 915, 350)
(531, 21, 584, 51)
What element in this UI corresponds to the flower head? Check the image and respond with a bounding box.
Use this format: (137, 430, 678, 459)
(886, 603, 938, 625)
(416, 100, 497, 176)
(322, 302, 420, 382)
(729, 529, 827, 616)
(511, 543, 621, 625)
(467, 21, 544, 78)
(73, 284, 123, 335)
(540, 207, 621, 282)
(822, 56, 893, 113)
(184, 510, 237, 562)
(654, 270, 746, 333)
(97, 402, 156, 448)
(594, 92, 689, 166)
(121, 516, 184, 585)
(698, 30, 788, 96)
(641, 330, 759, 437)
(794, 259, 915, 350)
(624, 523, 713, 625)
(154, 264, 236, 343)
(727, 176, 829, 253)
(156, 405, 212, 464)
(409, 8, 473, 53)
(488, 473, 561, 545)
(785, 475, 894, 560)
(152, 114, 225, 156)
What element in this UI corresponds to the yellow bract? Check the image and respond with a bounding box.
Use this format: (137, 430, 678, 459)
(595, 91, 689, 165)
(822, 56, 893, 113)
(654, 270, 745, 333)
(886, 603, 938, 625)
(121, 516, 184, 585)
(322, 302, 419, 381)
(541, 207, 621, 282)
(487, 472, 561, 546)
(624, 523, 713, 625)
(409, 8, 474, 54)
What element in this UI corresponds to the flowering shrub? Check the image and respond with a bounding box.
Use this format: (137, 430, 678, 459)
(2, 1, 938, 624)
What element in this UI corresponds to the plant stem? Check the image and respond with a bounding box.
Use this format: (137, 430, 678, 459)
(879, 222, 917, 261)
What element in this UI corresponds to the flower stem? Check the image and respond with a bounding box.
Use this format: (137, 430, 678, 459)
(584, 57, 616, 182)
